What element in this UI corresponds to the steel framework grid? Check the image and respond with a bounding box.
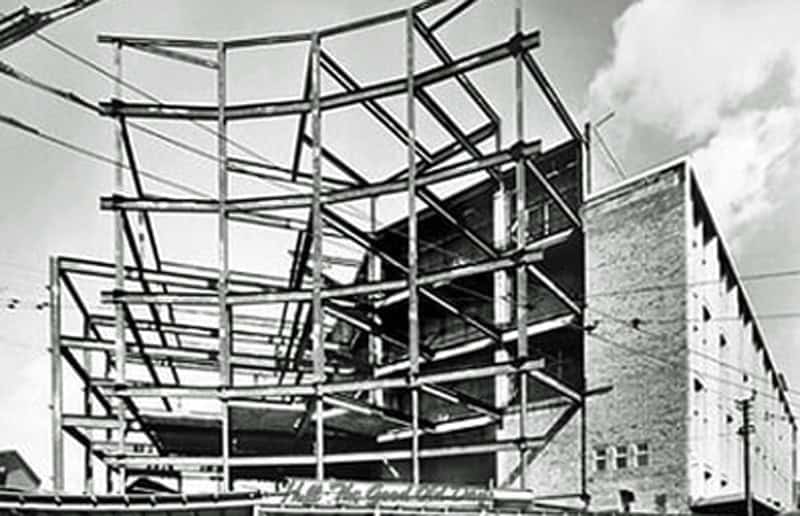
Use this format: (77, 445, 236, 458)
(48, 0, 592, 502)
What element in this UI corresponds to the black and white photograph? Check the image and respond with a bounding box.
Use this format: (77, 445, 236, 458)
(0, 1, 798, 515)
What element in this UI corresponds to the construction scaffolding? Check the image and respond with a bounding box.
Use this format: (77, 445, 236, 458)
(48, 0, 589, 499)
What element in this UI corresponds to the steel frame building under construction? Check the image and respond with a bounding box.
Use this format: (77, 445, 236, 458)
(44, 0, 591, 508)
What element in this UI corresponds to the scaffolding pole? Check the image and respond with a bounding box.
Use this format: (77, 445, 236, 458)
(514, 0, 528, 490)
(310, 30, 325, 481)
(111, 41, 128, 495)
(82, 330, 94, 494)
(50, 256, 64, 492)
(406, 6, 421, 486)
(369, 196, 384, 407)
(216, 39, 232, 491)
(580, 120, 591, 507)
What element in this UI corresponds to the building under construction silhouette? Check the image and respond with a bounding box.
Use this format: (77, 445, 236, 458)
(0, 1, 795, 515)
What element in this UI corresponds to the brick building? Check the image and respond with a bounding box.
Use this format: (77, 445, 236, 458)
(579, 158, 796, 514)
(367, 156, 796, 514)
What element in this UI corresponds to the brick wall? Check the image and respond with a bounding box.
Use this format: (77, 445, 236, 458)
(582, 163, 690, 513)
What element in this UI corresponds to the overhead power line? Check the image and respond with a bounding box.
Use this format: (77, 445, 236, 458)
(32, 31, 297, 178)
(0, 1, 101, 51)
(0, 111, 207, 197)
(4, 7, 798, 422)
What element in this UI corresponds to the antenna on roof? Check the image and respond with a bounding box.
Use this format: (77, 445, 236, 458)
(592, 110, 627, 180)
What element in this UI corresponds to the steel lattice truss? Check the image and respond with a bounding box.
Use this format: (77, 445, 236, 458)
(49, 0, 592, 498)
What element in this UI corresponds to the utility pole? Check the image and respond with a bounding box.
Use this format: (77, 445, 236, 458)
(737, 391, 756, 516)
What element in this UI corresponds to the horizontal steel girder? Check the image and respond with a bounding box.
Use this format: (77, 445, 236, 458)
(97, 31, 540, 120)
(99, 140, 541, 213)
(102, 248, 543, 306)
(106, 357, 544, 399)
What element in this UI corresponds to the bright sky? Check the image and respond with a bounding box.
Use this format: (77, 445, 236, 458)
(0, 0, 798, 491)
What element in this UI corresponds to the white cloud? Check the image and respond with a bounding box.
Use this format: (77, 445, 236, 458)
(589, 0, 800, 239)
(692, 108, 800, 239)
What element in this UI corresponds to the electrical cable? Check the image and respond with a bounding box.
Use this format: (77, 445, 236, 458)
(7, 11, 800, 422)
(0, 111, 207, 197)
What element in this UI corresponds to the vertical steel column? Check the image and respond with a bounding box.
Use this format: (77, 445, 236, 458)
(514, 0, 528, 490)
(406, 7, 421, 486)
(493, 183, 511, 484)
(583, 122, 592, 198)
(49, 256, 63, 492)
(580, 121, 591, 506)
(369, 197, 384, 407)
(112, 41, 127, 494)
(310, 31, 325, 481)
(83, 335, 94, 494)
(216, 40, 232, 491)
(580, 389, 588, 506)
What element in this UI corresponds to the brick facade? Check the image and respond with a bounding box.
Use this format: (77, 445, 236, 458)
(581, 163, 690, 512)
(348, 152, 796, 511)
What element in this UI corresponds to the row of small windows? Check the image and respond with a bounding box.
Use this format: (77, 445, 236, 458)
(594, 442, 649, 472)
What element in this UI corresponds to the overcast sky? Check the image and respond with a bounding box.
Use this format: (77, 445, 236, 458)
(0, 0, 798, 491)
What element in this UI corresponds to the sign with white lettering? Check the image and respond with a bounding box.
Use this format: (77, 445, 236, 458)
(268, 477, 494, 509)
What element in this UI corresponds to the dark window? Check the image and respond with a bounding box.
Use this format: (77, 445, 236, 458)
(694, 378, 704, 392)
(616, 445, 628, 469)
(594, 447, 607, 472)
(635, 442, 649, 467)
(720, 334, 727, 347)
(702, 306, 711, 322)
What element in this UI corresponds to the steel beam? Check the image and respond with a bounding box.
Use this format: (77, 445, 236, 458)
(376, 312, 575, 377)
(526, 263, 582, 316)
(111, 358, 544, 399)
(414, 88, 502, 182)
(300, 134, 370, 186)
(514, 1, 528, 490)
(310, 48, 507, 275)
(103, 249, 542, 306)
(520, 51, 583, 143)
(527, 370, 582, 404)
(98, 31, 540, 120)
(421, 383, 502, 419)
(86, 313, 291, 345)
(319, 50, 432, 162)
(429, 0, 478, 32)
(121, 304, 172, 411)
(215, 40, 233, 491)
(526, 158, 581, 229)
(111, 41, 127, 494)
(310, 30, 325, 481)
(385, 121, 495, 182)
(377, 414, 496, 443)
(60, 255, 279, 291)
(119, 118, 186, 387)
(406, 7, 421, 485)
(64, 414, 126, 431)
(98, 140, 541, 213)
(278, 223, 311, 384)
(413, 12, 499, 133)
(229, 156, 356, 188)
(96, 1, 447, 50)
(108, 436, 546, 469)
(322, 209, 502, 343)
(121, 212, 181, 386)
(126, 43, 218, 69)
(49, 257, 64, 492)
(62, 335, 306, 371)
(59, 272, 114, 414)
